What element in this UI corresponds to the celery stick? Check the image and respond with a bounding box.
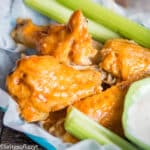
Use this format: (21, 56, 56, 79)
(24, 0, 120, 42)
(88, 20, 120, 42)
(57, 0, 150, 48)
(24, 0, 71, 23)
(65, 107, 137, 150)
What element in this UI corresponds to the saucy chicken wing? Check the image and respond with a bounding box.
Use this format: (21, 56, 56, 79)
(6, 55, 101, 122)
(99, 39, 150, 80)
(73, 81, 129, 136)
(11, 11, 98, 65)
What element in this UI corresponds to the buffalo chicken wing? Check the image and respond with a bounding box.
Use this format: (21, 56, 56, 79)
(99, 39, 150, 80)
(11, 11, 98, 65)
(6, 55, 101, 122)
(73, 81, 129, 136)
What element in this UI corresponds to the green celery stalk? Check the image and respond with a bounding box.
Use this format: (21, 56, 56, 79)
(65, 107, 137, 150)
(24, 0, 120, 42)
(57, 0, 150, 48)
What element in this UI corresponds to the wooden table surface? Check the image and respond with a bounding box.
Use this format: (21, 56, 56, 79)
(0, 111, 44, 150)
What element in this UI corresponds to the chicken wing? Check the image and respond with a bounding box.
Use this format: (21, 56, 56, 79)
(11, 11, 98, 65)
(73, 81, 129, 136)
(6, 55, 101, 122)
(99, 39, 150, 80)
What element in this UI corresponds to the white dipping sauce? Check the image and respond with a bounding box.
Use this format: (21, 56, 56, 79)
(128, 84, 150, 145)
